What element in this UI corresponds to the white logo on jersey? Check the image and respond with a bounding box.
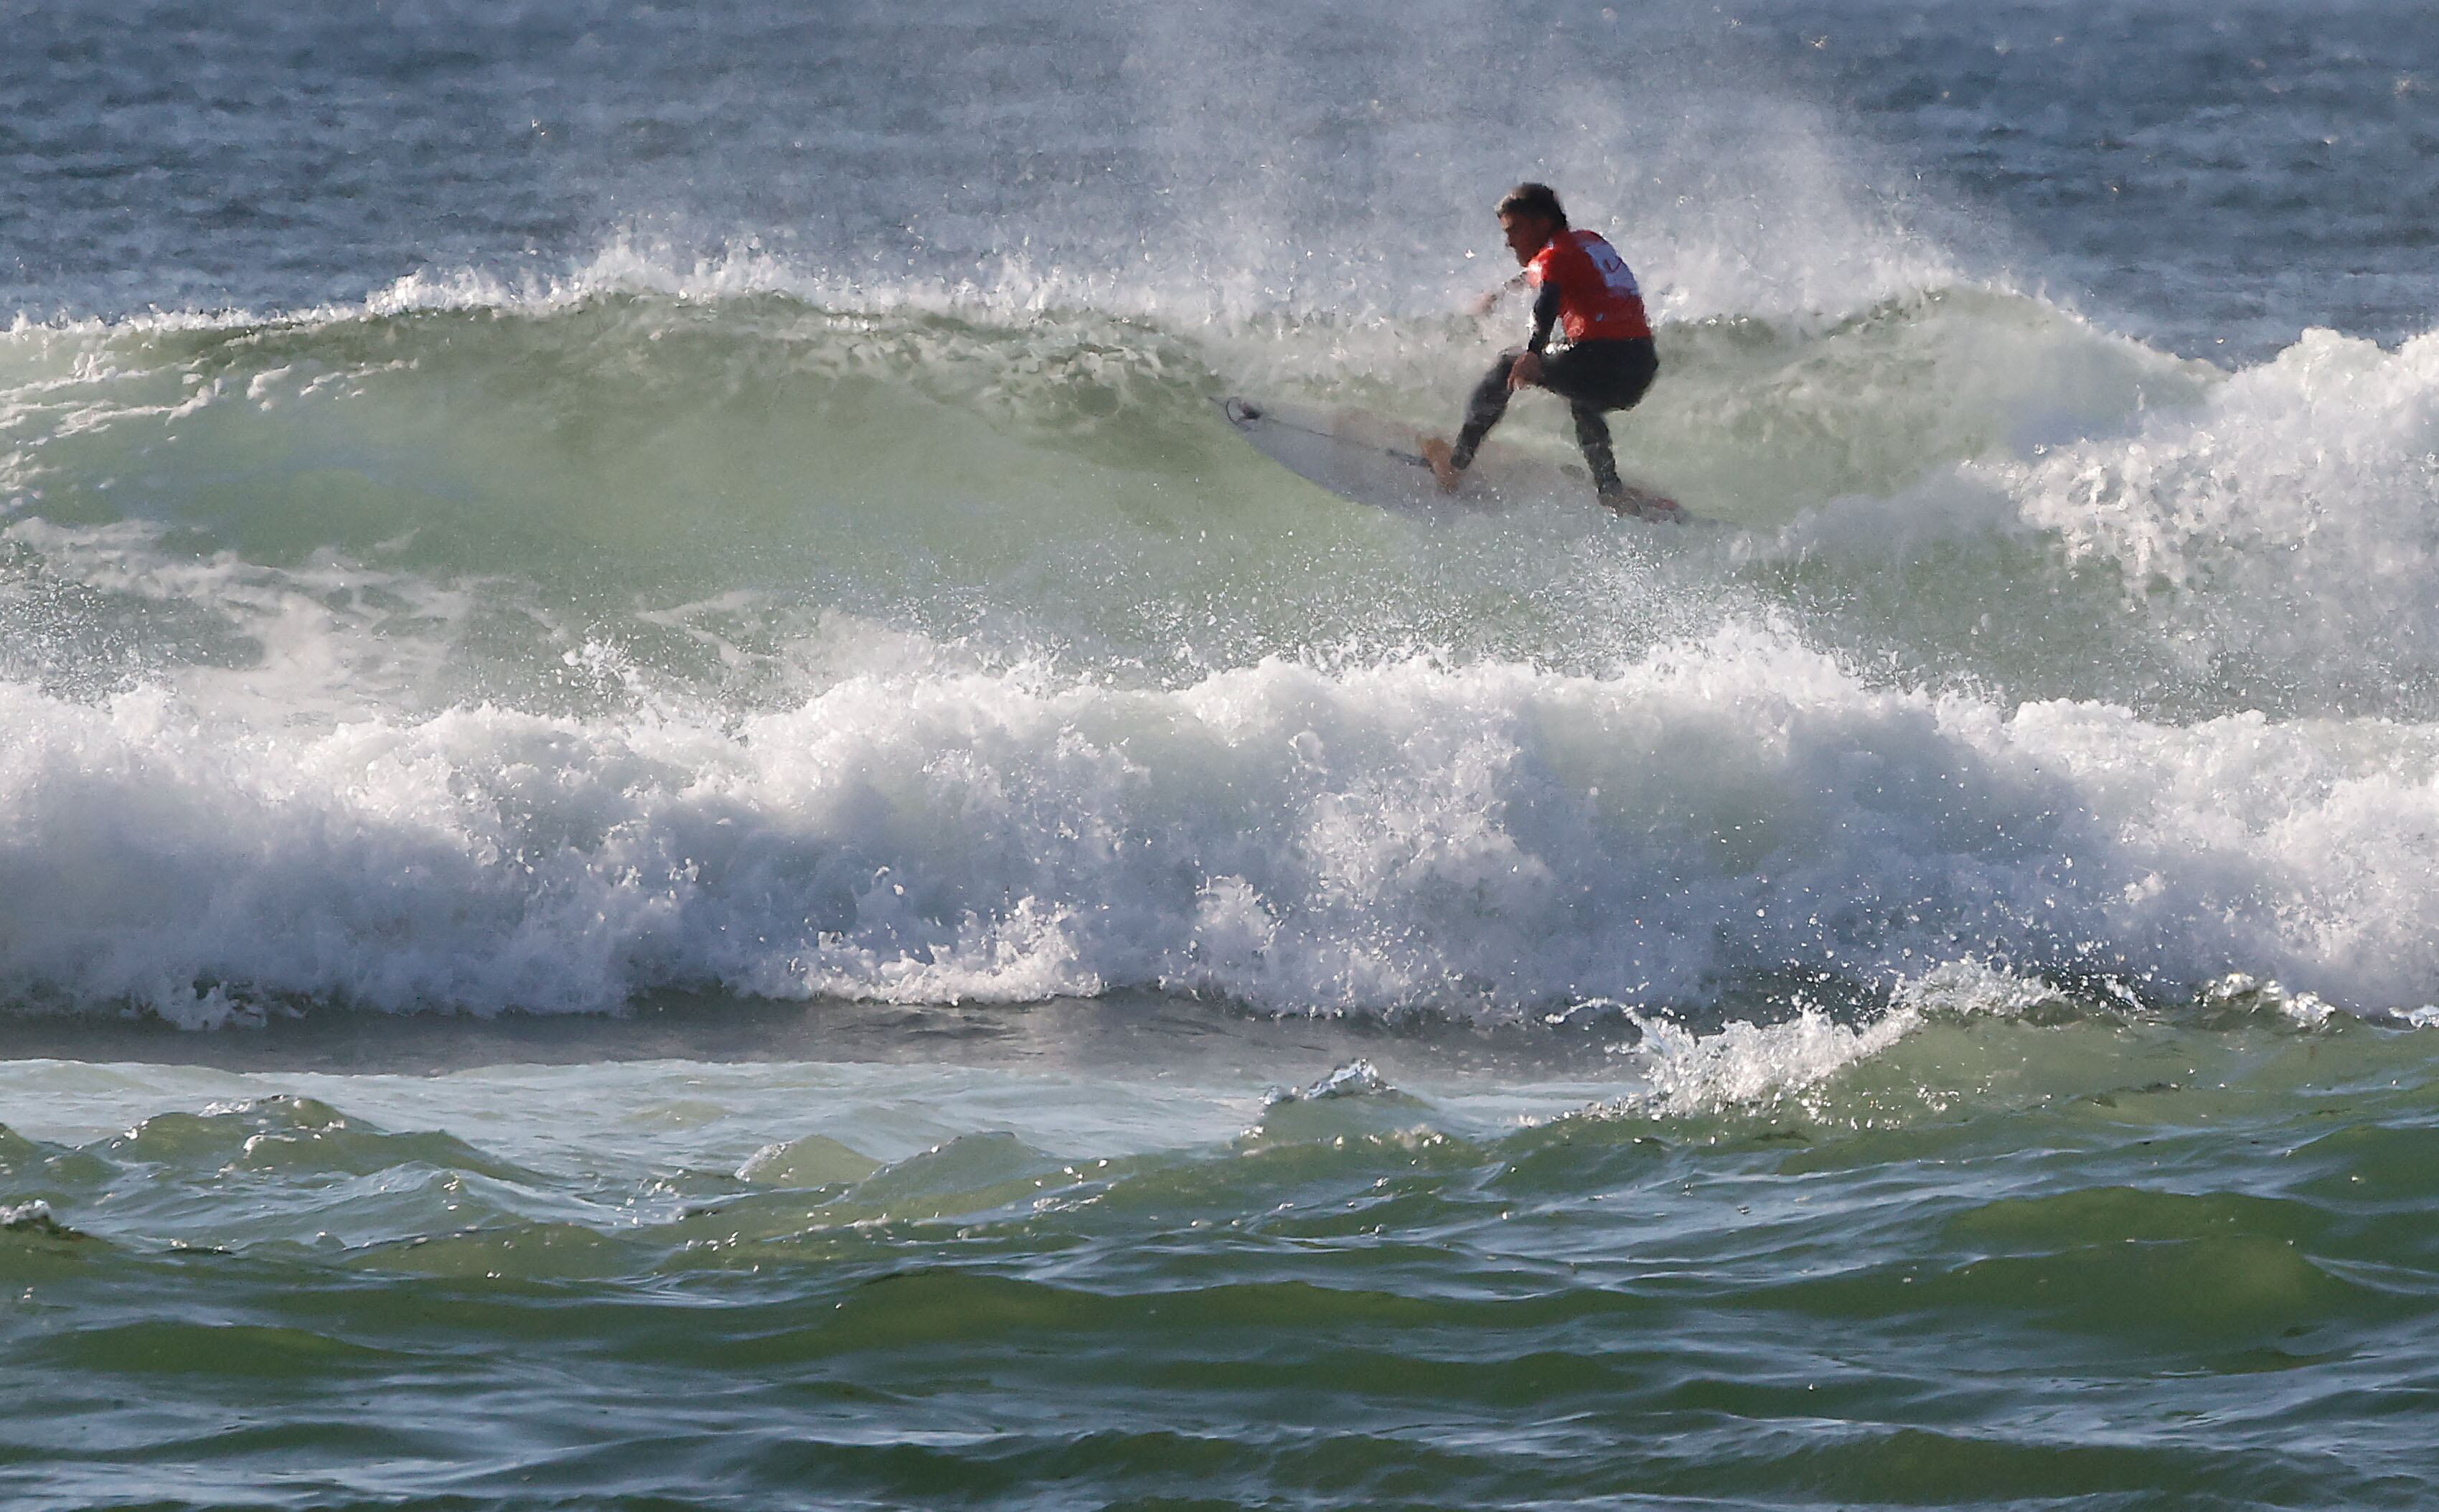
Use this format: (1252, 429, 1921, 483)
(1582, 236, 1640, 297)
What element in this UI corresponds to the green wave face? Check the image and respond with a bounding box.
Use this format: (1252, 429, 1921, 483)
(1, 285, 2196, 707)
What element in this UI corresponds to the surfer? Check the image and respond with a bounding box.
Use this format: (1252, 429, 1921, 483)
(1421, 183, 1675, 517)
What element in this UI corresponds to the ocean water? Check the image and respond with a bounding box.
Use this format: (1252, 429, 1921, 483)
(6, 0, 2439, 1506)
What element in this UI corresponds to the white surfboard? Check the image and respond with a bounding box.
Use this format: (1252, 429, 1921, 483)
(1217, 395, 1688, 520)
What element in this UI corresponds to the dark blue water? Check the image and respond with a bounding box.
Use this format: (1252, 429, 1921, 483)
(9, 1, 2437, 357)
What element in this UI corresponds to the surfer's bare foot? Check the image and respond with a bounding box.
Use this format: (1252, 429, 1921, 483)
(1420, 436, 1463, 494)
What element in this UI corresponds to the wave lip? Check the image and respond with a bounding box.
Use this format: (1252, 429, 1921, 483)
(2004, 327, 2439, 713)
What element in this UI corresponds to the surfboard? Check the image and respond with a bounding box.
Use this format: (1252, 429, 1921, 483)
(1217, 394, 1687, 520)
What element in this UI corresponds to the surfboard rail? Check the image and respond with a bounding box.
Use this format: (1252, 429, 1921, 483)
(1217, 393, 1689, 522)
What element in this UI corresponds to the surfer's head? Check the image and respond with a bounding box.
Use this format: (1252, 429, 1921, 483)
(1496, 182, 1566, 264)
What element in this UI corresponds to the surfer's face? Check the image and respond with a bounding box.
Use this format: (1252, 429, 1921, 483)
(1499, 211, 1555, 265)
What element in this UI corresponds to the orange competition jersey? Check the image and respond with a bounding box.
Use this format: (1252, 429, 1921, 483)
(1526, 229, 1653, 343)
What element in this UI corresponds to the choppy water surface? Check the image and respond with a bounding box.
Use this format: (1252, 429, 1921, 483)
(6, 996, 2438, 1509)
(6, 0, 2439, 1506)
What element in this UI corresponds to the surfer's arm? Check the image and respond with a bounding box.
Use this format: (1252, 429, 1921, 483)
(1503, 278, 1563, 390)
(1526, 277, 1561, 354)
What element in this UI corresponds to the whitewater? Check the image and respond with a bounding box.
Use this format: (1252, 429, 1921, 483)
(6, 0, 2439, 1507)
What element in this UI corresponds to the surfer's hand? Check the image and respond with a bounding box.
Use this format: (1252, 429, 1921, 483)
(1507, 351, 1543, 390)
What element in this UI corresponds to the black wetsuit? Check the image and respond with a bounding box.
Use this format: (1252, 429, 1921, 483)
(1450, 273, 1658, 498)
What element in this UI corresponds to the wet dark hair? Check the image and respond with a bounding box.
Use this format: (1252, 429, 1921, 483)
(1495, 182, 1568, 230)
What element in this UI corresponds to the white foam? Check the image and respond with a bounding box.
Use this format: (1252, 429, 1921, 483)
(4, 614, 2438, 1023)
(1267, 1060, 1390, 1105)
(1631, 1005, 1917, 1118)
(2001, 327, 2439, 700)
(1603, 959, 2117, 1122)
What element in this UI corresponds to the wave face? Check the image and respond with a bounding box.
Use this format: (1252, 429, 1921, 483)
(5, 271, 2437, 1023)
